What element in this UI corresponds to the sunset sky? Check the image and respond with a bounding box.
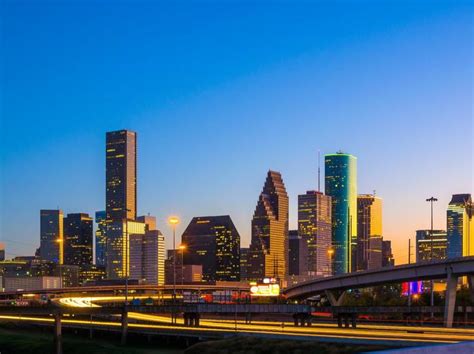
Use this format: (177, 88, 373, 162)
(1, 1, 472, 264)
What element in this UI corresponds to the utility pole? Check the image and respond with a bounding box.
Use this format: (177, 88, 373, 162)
(426, 197, 438, 320)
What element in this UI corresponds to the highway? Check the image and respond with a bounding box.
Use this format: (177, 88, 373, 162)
(0, 295, 472, 347)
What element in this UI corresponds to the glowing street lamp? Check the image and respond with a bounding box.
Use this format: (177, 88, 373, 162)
(327, 248, 335, 276)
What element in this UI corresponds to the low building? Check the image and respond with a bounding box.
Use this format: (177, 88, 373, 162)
(79, 264, 106, 285)
(4, 276, 61, 291)
(164, 257, 202, 284)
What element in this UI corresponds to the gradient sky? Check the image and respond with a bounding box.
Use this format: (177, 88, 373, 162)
(1, 1, 472, 264)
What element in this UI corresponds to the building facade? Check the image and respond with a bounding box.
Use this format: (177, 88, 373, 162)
(297, 191, 332, 276)
(288, 230, 309, 276)
(447, 194, 473, 259)
(382, 240, 395, 267)
(95, 211, 107, 267)
(63, 213, 93, 266)
(356, 195, 383, 271)
(40, 210, 64, 264)
(182, 215, 240, 282)
(248, 171, 289, 280)
(416, 230, 448, 262)
(325, 153, 357, 274)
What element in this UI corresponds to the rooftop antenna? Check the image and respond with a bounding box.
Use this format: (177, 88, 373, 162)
(317, 150, 321, 192)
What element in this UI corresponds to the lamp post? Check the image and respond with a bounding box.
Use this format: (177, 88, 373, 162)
(168, 217, 180, 302)
(426, 197, 437, 319)
(179, 244, 186, 286)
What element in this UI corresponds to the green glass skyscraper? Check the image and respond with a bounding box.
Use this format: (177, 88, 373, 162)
(325, 152, 357, 274)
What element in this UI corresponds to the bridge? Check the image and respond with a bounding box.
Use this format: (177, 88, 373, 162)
(283, 256, 474, 328)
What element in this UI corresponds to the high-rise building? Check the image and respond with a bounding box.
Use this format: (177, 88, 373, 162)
(182, 215, 240, 282)
(248, 171, 289, 280)
(288, 230, 309, 276)
(382, 240, 394, 267)
(63, 213, 93, 266)
(240, 248, 250, 281)
(356, 195, 383, 271)
(106, 130, 137, 222)
(95, 211, 107, 267)
(40, 210, 64, 264)
(447, 194, 473, 258)
(106, 220, 146, 279)
(0, 243, 4, 261)
(416, 230, 447, 262)
(298, 191, 332, 276)
(325, 153, 357, 274)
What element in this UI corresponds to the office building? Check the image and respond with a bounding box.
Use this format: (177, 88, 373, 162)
(79, 264, 106, 285)
(95, 211, 107, 267)
(0, 243, 4, 261)
(416, 230, 448, 262)
(248, 170, 289, 280)
(382, 240, 394, 267)
(447, 194, 473, 258)
(325, 152, 357, 274)
(357, 195, 383, 271)
(288, 230, 309, 276)
(240, 248, 250, 281)
(4, 276, 61, 292)
(40, 209, 64, 264)
(63, 213, 93, 266)
(105, 130, 137, 222)
(298, 191, 332, 276)
(182, 215, 240, 282)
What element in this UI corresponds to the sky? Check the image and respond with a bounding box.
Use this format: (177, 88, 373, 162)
(1, 0, 473, 264)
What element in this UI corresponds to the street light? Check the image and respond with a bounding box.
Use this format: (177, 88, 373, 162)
(179, 244, 186, 286)
(426, 197, 438, 319)
(168, 216, 180, 304)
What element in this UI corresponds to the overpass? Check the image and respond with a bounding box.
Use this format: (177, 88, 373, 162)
(283, 256, 474, 327)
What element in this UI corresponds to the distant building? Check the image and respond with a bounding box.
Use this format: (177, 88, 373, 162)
(182, 215, 240, 282)
(40, 209, 64, 264)
(165, 253, 202, 284)
(447, 194, 473, 258)
(298, 191, 332, 276)
(64, 213, 93, 266)
(106, 220, 146, 279)
(240, 248, 250, 281)
(357, 195, 383, 271)
(288, 231, 309, 276)
(248, 171, 289, 280)
(105, 130, 137, 222)
(416, 230, 447, 262)
(130, 229, 166, 285)
(79, 264, 106, 285)
(325, 153, 357, 274)
(0, 243, 4, 261)
(95, 211, 107, 267)
(382, 240, 394, 267)
(4, 276, 61, 292)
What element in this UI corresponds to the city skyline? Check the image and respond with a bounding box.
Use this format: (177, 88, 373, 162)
(1, 1, 472, 265)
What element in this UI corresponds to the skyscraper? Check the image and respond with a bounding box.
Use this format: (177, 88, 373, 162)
(356, 195, 383, 271)
(447, 194, 473, 258)
(105, 129, 137, 278)
(40, 210, 64, 264)
(106, 130, 137, 222)
(382, 240, 394, 267)
(182, 215, 240, 282)
(63, 213, 93, 266)
(288, 230, 309, 276)
(95, 211, 107, 267)
(416, 230, 447, 262)
(298, 191, 332, 276)
(325, 152, 357, 274)
(248, 170, 289, 280)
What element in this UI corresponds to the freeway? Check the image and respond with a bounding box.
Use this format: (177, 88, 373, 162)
(0, 294, 472, 347)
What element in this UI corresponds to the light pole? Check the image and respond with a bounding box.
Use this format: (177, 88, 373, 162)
(179, 244, 186, 286)
(426, 197, 437, 319)
(168, 217, 180, 302)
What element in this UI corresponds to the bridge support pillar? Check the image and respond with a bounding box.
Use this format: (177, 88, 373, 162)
(325, 290, 346, 306)
(121, 309, 128, 345)
(444, 270, 458, 328)
(54, 312, 62, 354)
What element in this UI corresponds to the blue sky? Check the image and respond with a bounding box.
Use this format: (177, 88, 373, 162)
(1, 0, 472, 263)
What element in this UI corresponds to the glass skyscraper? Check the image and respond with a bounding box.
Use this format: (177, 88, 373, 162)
(95, 211, 107, 267)
(447, 194, 473, 258)
(63, 213, 93, 266)
(40, 209, 64, 264)
(325, 152, 357, 274)
(356, 195, 383, 271)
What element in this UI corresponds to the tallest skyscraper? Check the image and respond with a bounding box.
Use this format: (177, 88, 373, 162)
(106, 130, 137, 221)
(105, 130, 138, 278)
(325, 152, 357, 274)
